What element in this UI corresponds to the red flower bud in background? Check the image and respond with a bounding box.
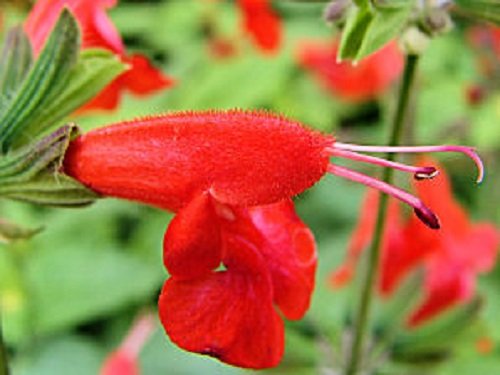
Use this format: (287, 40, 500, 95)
(464, 25, 500, 105)
(331, 157, 499, 327)
(237, 0, 282, 53)
(63, 110, 483, 367)
(296, 39, 404, 102)
(24, 0, 174, 112)
(467, 25, 500, 78)
(100, 313, 155, 375)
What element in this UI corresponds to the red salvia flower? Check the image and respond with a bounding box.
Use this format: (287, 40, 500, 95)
(237, 0, 282, 53)
(331, 157, 498, 327)
(24, 0, 174, 112)
(63, 110, 483, 367)
(296, 39, 404, 102)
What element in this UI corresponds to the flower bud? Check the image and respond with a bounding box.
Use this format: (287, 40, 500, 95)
(323, 0, 352, 24)
(424, 8, 453, 35)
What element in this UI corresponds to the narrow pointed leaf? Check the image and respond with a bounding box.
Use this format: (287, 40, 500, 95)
(339, 2, 411, 62)
(355, 5, 411, 60)
(0, 26, 33, 99)
(20, 49, 126, 140)
(339, 6, 374, 61)
(0, 9, 80, 152)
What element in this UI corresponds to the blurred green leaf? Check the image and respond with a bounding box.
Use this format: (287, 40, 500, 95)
(373, 269, 424, 342)
(391, 298, 482, 364)
(141, 331, 243, 375)
(26, 239, 163, 335)
(0, 26, 32, 98)
(454, 0, 500, 26)
(13, 335, 103, 375)
(470, 94, 500, 149)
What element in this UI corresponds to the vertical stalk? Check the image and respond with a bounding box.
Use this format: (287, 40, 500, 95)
(345, 54, 419, 375)
(0, 312, 8, 375)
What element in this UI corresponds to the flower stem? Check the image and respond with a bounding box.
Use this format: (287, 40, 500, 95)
(344, 54, 420, 375)
(0, 313, 9, 375)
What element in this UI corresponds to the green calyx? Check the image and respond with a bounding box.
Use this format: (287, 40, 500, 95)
(0, 124, 99, 207)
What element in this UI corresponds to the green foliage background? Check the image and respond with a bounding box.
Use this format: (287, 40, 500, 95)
(0, 1, 498, 374)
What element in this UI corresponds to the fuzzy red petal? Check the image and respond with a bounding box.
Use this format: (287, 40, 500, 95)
(238, 0, 282, 53)
(159, 235, 284, 369)
(296, 39, 403, 102)
(163, 192, 222, 279)
(247, 200, 317, 320)
(64, 110, 332, 210)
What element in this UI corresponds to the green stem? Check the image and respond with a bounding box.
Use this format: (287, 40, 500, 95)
(0, 313, 9, 375)
(344, 54, 420, 375)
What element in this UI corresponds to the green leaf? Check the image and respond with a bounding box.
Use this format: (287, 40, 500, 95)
(13, 336, 103, 375)
(0, 26, 33, 99)
(26, 239, 163, 335)
(373, 268, 424, 342)
(356, 4, 412, 59)
(339, 6, 374, 61)
(391, 298, 482, 364)
(339, 2, 412, 62)
(0, 124, 99, 206)
(20, 49, 126, 140)
(454, 0, 500, 26)
(0, 9, 80, 152)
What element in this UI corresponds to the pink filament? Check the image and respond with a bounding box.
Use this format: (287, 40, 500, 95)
(327, 164, 440, 229)
(333, 143, 484, 183)
(326, 148, 438, 179)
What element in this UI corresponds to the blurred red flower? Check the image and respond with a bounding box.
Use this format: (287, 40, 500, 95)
(331, 157, 499, 327)
(467, 24, 500, 78)
(159, 196, 317, 369)
(100, 313, 155, 375)
(296, 39, 404, 102)
(465, 25, 500, 105)
(237, 0, 282, 53)
(24, 0, 174, 112)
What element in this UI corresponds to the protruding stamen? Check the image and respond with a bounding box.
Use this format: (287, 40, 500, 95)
(326, 148, 439, 180)
(327, 164, 440, 230)
(333, 143, 484, 183)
